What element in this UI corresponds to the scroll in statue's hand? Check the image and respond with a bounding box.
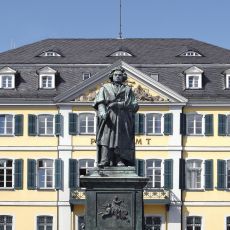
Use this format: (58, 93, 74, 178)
(107, 102, 124, 110)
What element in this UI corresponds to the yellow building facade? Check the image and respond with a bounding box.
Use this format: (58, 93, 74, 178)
(0, 39, 230, 230)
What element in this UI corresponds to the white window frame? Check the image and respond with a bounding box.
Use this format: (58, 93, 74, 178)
(0, 159, 14, 189)
(37, 159, 54, 189)
(78, 113, 96, 135)
(186, 74, 202, 89)
(186, 216, 202, 230)
(146, 113, 163, 135)
(146, 159, 164, 189)
(110, 51, 132, 57)
(186, 114, 204, 136)
(0, 75, 15, 89)
(36, 215, 53, 230)
(82, 73, 91, 80)
(39, 74, 55, 89)
(40, 51, 61, 57)
(226, 74, 230, 89)
(0, 114, 14, 136)
(144, 215, 162, 230)
(37, 114, 54, 136)
(181, 51, 202, 57)
(0, 215, 13, 230)
(186, 159, 204, 190)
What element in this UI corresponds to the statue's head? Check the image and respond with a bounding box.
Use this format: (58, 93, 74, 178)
(109, 67, 127, 83)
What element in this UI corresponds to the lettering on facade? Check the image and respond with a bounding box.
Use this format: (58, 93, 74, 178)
(90, 138, 152, 145)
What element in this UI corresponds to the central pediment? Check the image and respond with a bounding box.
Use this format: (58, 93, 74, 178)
(54, 60, 187, 103)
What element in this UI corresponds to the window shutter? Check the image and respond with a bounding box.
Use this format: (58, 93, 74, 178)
(218, 114, 226, 136)
(14, 115, 24, 136)
(27, 159, 36, 189)
(180, 113, 186, 135)
(69, 159, 78, 188)
(164, 113, 173, 135)
(179, 159, 185, 189)
(135, 159, 145, 177)
(205, 160, 213, 190)
(55, 114, 62, 136)
(55, 159, 63, 189)
(135, 114, 145, 135)
(69, 113, 77, 135)
(14, 159, 23, 189)
(205, 114, 213, 136)
(217, 159, 226, 189)
(28, 114, 37, 136)
(164, 159, 173, 189)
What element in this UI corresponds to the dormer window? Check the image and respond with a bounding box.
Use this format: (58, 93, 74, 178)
(0, 67, 16, 89)
(184, 66, 203, 89)
(38, 67, 56, 89)
(180, 51, 202, 57)
(41, 75, 54, 88)
(39, 51, 61, 57)
(109, 50, 133, 57)
(83, 73, 91, 80)
(223, 69, 230, 89)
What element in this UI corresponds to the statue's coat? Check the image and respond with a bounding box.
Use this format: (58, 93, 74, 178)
(93, 83, 139, 165)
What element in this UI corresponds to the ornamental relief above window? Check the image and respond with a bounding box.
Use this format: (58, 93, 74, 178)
(73, 84, 169, 102)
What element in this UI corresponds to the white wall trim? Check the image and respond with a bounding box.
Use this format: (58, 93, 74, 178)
(184, 201, 230, 206)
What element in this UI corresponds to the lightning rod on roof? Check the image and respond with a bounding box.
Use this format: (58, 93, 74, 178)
(119, 0, 123, 39)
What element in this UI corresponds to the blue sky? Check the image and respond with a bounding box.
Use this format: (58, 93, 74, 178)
(0, 0, 230, 52)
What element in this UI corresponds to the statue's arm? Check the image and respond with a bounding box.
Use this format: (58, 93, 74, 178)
(93, 87, 108, 119)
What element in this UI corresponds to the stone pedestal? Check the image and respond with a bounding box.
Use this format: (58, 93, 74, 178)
(80, 167, 149, 230)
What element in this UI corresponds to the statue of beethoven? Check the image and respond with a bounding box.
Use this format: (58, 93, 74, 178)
(93, 67, 139, 167)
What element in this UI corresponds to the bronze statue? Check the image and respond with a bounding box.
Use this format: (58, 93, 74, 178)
(93, 67, 139, 167)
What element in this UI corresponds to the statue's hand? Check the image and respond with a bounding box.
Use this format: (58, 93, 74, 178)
(100, 112, 108, 120)
(107, 102, 118, 110)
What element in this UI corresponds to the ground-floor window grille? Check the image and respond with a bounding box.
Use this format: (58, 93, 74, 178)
(37, 216, 53, 230)
(0, 215, 13, 230)
(144, 216, 161, 230)
(186, 216, 202, 230)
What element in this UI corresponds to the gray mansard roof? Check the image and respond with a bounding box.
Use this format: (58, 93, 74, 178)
(0, 38, 230, 103)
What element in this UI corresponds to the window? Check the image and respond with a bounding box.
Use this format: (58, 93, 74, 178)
(1, 76, 14, 89)
(0, 115, 13, 135)
(39, 51, 61, 57)
(82, 73, 91, 80)
(146, 113, 162, 135)
(186, 160, 202, 189)
(109, 51, 132, 57)
(0, 160, 13, 188)
(144, 216, 161, 230)
(37, 216, 53, 230)
(78, 216, 85, 230)
(187, 114, 203, 135)
(186, 216, 202, 230)
(0, 67, 16, 89)
(146, 159, 162, 188)
(181, 51, 202, 57)
(227, 160, 230, 189)
(227, 216, 230, 230)
(79, 113, 95, 134)
(38, 115, 54, 135)
(79, 159, 95, 176)
(0, 215, 13, 230)
(38, 159, 54, 189)
(38, 67, 56, 89)
(40, 75, 55, 89)
(226, 75, 230, 89)
(188, 75, 199, 88)
(184, 66, 203, 89)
